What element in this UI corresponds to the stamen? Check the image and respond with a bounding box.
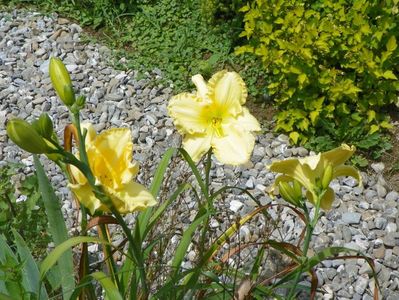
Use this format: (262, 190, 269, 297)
(211, 117, 224, 137)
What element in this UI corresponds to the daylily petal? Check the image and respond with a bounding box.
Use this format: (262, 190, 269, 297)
(320, 187, 335, 210)
(299, 153, 322, 171)
(168, 93, 208, 134)
(92, 128, 138, 188)
(208, 71, 247, 116)
(333, 165, 362, 186)
(69, 182, 107, 215)
(105, 181, 157, 214)
(81, 123, 97, 145)
(306, 187, 335, 210)
(192, 74, 210, 102)
(233, 107, 261, 132)
(322, 144, 355, 167)
(69, 165, 87, 185)
(269, 159, 314, 191)
(212, 124, 255, 165)
(182, 132, 212, 162)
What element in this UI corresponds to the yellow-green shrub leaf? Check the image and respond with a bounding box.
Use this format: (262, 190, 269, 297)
(383, 70, 398, 80)
(289, 131, 300, 144)
(369, 124, 379, 134)
(298, 73, 308, 85)
(386, 36, 397, 52)
(309, 111, 319, 125)
(367, 110, 376, 123)
(380, 120, 393, 129)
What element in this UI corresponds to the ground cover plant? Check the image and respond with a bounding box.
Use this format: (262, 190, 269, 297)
(1, 57, 381, 299)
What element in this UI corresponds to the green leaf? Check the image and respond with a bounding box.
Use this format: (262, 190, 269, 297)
(138, 147, 177, 239)
(12, 229, 48, 300)
(91, 272, 123, 300)
(40, 236, 103, 279)
(386, 36, 397, 52)
(71, 271, 123, 300)
(289, 131, 300, 144)
(171, 212, 210, 273)
(34, 155, 75, 298)
(383, 70, 398, 80)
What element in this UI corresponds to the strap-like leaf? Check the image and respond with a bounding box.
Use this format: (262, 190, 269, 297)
(40, 236, 103, 279)
(34, 155, 75, 298)
(12, 229, 48, 299)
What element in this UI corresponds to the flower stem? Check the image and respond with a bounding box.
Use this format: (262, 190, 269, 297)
(287, 200, 320, 299)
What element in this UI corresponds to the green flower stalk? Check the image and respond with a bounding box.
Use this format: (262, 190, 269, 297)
(49, 57, 76, 106)
(7, 119, 55, 154)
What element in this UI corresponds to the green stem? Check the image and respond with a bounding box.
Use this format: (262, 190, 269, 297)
(99, 223, 121, 291)
(287, 199, 321, 299)
(204, 149, 212, 201)
(198, 149, 213, 267)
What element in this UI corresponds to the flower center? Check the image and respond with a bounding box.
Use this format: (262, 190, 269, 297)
(211, 117, 224, 137)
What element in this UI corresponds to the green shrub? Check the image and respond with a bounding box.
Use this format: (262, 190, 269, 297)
(237, 0, 399, 145)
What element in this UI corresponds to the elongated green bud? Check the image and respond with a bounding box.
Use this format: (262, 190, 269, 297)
(7, 119, 53, 154)
(322, 164, 333, 189)
(31, 113, 53, 139)
(279, 181, 299, 206)
(49, 57, 75, 106)
(76, 95, 86, 107)
(292, 180, 302, 200)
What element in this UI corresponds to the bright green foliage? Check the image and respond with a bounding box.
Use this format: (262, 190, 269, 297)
(237, 0, 399, 144)
(0, 164, 50, 258)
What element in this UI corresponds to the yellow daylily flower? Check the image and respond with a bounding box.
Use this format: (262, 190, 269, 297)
(168, 71, 260, 165)
(269, 144, 361, 210)
(69, 123, 156, 215)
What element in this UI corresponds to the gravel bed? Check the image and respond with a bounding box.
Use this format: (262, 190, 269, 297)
(1, 9, 398, 299)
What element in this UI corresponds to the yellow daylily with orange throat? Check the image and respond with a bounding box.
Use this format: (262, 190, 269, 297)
(69, 123, 156, 215)
(269, 144, 361, 210)
(168, 71, 260, 165)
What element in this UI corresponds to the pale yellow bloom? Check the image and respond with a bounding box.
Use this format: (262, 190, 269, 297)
(269, 144, 361, 210)
(168, 71, 260, 165)
(69, 123, 156, 215)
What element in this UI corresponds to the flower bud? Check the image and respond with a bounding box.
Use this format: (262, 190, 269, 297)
(31, 113, 53, 139)
(7, 119, 53, 154)
(321, 164, 333, 189)
(49, 57, 75, 106)
(278, 181, 300, 206)
(76, 95, 86, 107)
(292, 180, 303, 200)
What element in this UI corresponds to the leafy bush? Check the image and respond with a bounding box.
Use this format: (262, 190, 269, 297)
(237, 0, 399, 145)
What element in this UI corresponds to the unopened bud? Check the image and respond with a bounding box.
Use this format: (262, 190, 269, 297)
(7, 119, 53, 154)
(76, 95, 86, 107)
(279, 181, 299, 206)
(32, 113, 53, 139)
(292, 180, 303, 200)
(49, 57, 75, 106)
(321, 164, 333, 189)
